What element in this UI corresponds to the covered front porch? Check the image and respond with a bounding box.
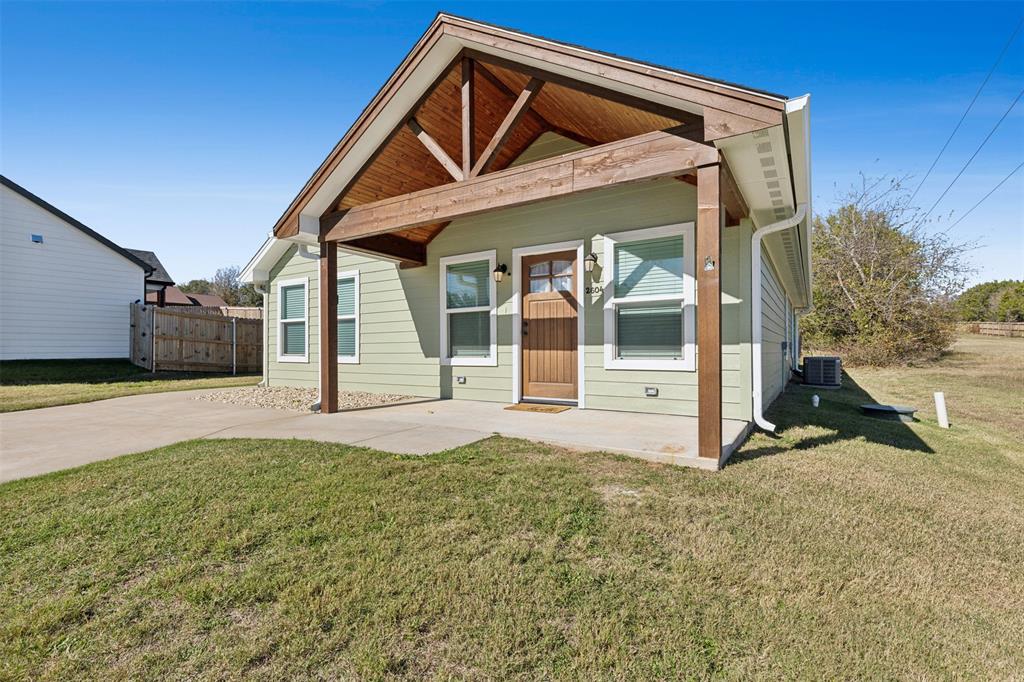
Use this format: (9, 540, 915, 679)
(256, 15, 810, 468)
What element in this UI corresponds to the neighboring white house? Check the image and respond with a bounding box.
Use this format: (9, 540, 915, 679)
(0, 176, 152, 360)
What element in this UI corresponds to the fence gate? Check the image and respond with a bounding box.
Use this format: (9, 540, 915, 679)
(129, 303, 262, 373)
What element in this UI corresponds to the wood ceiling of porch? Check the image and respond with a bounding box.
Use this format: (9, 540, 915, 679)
(330, 58, 693, 246)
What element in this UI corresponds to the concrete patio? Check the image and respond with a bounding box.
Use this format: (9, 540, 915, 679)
(0, 388, 751, 482)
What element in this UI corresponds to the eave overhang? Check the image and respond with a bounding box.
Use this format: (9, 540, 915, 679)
(270, 13, 787, 243)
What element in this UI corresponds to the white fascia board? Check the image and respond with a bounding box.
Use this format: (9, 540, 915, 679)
(785, 94, 813, 306)
(240, 235, 291, 284)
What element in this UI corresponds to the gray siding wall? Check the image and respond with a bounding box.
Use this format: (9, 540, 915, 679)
(265, 134, 756, 421)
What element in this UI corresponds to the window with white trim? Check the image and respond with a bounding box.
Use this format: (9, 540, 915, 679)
(603, 223, 696, 371)
(277, 277, 308, 363)
(337, 270, 359, 363)
(439, 250, 497, 366)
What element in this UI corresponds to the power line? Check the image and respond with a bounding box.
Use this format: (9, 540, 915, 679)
(948, 161, 1024, 229)
(922, 86, 1024, 220)
(909, 17, 1023, 203)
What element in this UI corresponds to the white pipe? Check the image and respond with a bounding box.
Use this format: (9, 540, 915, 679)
(254, 282, 269, 386)
(751, 204, 809, 432)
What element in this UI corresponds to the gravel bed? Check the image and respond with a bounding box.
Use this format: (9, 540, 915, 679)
(193, 386, 413, 412)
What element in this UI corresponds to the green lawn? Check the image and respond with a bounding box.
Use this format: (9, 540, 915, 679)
(0, 359, 259, 412)
(1, 337, 1022, 679)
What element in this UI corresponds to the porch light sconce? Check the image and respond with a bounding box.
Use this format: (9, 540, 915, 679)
(492, 263, 508, 283)
(584, 252, 598, 273)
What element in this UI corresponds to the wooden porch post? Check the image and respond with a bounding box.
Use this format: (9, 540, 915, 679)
(696, 163, 722, 461)
(319, 240, 339, 414)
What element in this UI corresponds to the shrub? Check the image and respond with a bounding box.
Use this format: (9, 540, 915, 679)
(801, 177, 973, 365)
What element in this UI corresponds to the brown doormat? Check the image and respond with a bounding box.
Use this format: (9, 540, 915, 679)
(505, 403, 572, 414)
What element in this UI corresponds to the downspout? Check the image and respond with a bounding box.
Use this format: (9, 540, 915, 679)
(254, 282, 269, 386)
(751, 203, 808, 432)
(295, 244, 319, 261)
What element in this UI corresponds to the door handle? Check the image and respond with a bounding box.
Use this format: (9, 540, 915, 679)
(522, 320, 529, 336)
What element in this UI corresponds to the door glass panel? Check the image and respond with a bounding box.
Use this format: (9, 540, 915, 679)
(529, 277, 552, 293)
(552, 259, 572, 276)
(529, 262, 550, 277)
(552, 276, 572, 292)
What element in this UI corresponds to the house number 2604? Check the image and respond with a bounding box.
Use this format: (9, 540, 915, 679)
(585, 285, 603, 295)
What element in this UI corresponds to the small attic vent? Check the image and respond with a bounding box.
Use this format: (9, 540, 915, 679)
(804, 357, 842, 388)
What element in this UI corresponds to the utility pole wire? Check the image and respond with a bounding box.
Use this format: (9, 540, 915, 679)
(909, 17, 1023, 203)
(922, 87, 1024, 220)
(948, 161, 1024, 229)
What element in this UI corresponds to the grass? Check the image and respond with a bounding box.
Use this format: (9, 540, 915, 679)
(0, 359, 259, 412)
(1, 336, 1022, 679)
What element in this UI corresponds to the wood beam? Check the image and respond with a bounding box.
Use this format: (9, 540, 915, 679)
(470, 77, 544, 177)
(475, 62, 553, 131)
(319, 241, 339, 414)
(464, 49, 704, 133)
(322, 128, 718, 241)
(447, 24, 784, 126)
(344, 233, 426, 267)
(407, 118, 463, 181)
(720, 157, 748, 225)
(461, 58, 475, 176)
(319, 52, 465, 227)
(696, 164, 722, 461)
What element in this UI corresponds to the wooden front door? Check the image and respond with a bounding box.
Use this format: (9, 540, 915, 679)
(521, 251, 578, 401)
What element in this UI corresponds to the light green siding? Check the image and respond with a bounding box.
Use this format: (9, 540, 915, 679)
(265, 134, 757, 420)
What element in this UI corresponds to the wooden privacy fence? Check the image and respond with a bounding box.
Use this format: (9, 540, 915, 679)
(130, 303, 262, 373)
(958, 322, 1024, 337)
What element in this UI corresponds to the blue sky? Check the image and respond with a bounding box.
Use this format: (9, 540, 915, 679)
(2, 1, 1021, 285)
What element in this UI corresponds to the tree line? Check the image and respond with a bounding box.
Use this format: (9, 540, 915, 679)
(178, 266, 262, 307)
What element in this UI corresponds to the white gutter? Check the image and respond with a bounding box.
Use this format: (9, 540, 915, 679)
(254, 283, 270, 385)
(752, 203, 808, 432)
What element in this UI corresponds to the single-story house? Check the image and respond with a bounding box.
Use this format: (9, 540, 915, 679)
(144, 286, 228, 308)
(241, 14, 812, 467)
(0, 175, 153, 360)
(126, 248, 176, 305)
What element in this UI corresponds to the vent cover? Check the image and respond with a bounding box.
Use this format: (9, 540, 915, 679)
(804, 356, 842, 387)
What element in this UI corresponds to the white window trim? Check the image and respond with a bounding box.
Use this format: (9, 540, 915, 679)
(439, 249, 497, 367)
(337, 269, 360, 364)
(511, 239, 586, 408)
(602, 222, 696, 371)
(277, 276, 309, 363)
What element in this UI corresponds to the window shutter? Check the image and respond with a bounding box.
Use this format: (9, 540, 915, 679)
(446, 260, 490, 309)
(614, 236, 684, 298)
(616, 304, 682, 358)
(337, 277, 356, 317)
(281, 284, 305, 319)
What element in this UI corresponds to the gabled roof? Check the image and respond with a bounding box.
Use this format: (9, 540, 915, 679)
(271, 12, 789, 241)
(1, 175, 153, 274)
(126, 249, 174, 285)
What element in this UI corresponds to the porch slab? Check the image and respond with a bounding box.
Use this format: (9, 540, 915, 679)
(1, 390, 752, 483)
(211, 398, 752, 470)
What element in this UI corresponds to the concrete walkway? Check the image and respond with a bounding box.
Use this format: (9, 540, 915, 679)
(0, 389, 751, 483)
